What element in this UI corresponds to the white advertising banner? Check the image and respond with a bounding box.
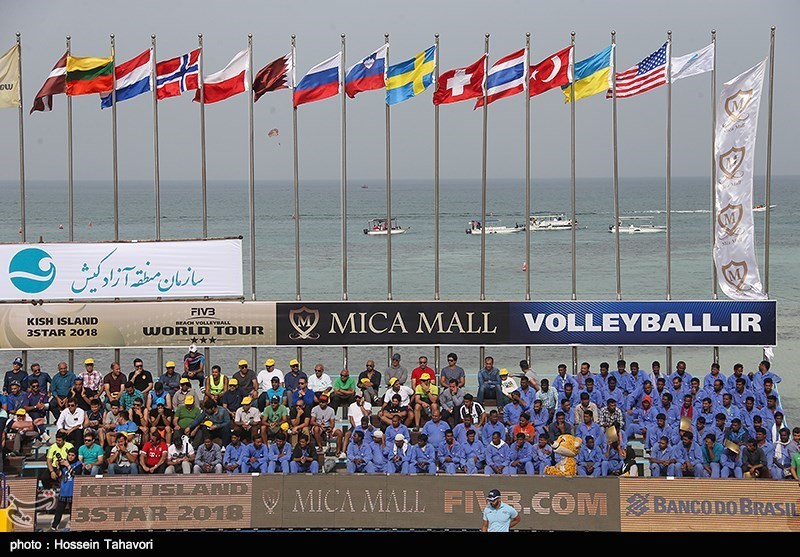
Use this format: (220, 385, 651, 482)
(0, 239, 243, 300)
(713, 59, 767, 301)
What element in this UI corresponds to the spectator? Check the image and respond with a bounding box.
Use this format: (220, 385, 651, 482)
(383, 353, 408, 387)
(260, 376, 288, 411)
(289, 434, 319, 474)
(4, 408, 37, 455)
(25, 362, 52, 395)
(330, 369, 357, 420)
(159, 361, 181, 398)
(182, 344, 205, 389)
(119, 381, 144, 412)
(439, 379, 465, 428)
(507, 432, 536, 475)
(356, 361, 382, 405)
(107, 433, 140, 475)
(267, 432, 292, 474)
(261, 396, 289, 443)
(147, 382, 172, 411)
(79, 358, 102, 396)
(577, 435, 602, 477)
(203, 365, 228, 406)
(459, 394, 486, 427)
(408, 433, 436, 474)
(241, 435, 269, 474)
(307, 363, 333, 400)
(102, 362, 126, 406)
(439, 353, 465, 389)
(412, 372, 439, 428)
(385, 433, 410, 474)
(50, 362, 75, 421)
(223, 430, 246, 474)
(128, 358, 154, 397)
(193, 436, 223, 474)
(68, 377, 93, 412)
(385, 413, 410, 445)
(288, 397, 312, 447)
(231, 360, 258, 400)
(173, 378, 198, 408)
(56, 398, 87, 447)
(346, 430, 376, 473)
(46, 432, 73, 484)
(234, 397, 261, 442)
(437, 429, 466, 474)
(463, 429, 486, 474)
(283, 359, 307, 393)
(101, 401, 122, 447)
(741, 437, 771, 478)
(77, 430, 104, 475)
(310, 395, 343, 457)
(3, 357, 27, 394)
(139, 430, 169, 474)
(187, 400, 231, 446)
(257, 358, 284, 393)
(484, 431, 510, 475)
(220, 378, 243, 419)
(476, 356, 501, 405)
(165, 434, 195, 475)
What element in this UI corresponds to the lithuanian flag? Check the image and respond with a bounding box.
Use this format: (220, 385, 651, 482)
(66, 55, 113, 96)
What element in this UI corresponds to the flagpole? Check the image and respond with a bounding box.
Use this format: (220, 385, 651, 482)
(479, 33, 489, 370)
(16, 34, 26, 243)
(433, 33, 440, 372)
(569, 31, 578, 375)
(386, 33, 395, 367)
(524, 32, 533, 368)
(611, 31, 623, 361)
(198, 33, 210, 368)
(67, 35, 75, 374)
(341, 34, 349, 370)
(152, 35, 164, 372)
(291, 35, 302, 364)
(111, 35, 119, 242)
(710, 30, 718, 365)
(247, 34, 257, 367)
(665, 31, 673, 372)
(763, 26, 775, 360)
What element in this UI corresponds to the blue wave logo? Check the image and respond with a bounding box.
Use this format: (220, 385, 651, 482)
(9, 248, 56, 294)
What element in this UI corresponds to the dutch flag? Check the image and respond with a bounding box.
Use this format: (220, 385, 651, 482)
(100, 49, 153, 109)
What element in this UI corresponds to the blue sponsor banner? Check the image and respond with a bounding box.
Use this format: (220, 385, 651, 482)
(508, 300, 776, 346)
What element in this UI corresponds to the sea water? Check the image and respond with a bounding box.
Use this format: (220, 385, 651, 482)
(0, 176, 796, 420)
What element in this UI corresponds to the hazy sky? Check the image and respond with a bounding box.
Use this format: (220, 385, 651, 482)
(1, 0, 797, 182)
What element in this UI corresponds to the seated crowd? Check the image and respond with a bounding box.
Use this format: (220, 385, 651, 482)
(2, 348, 798, 482)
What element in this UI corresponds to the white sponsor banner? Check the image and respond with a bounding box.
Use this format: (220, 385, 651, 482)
(0, 239, 243, 300)
(713, 59, 767, 301)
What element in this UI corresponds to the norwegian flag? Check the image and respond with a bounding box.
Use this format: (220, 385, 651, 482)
(156, 49, 200, 100)
(607, 42, 668, 99)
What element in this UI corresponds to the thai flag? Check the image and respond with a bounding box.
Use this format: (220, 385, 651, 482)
(345, 44, 387, 98)
(293, 52, 341, 107)
(475, 48, 527, 107)
(100, 49, 152, 109)
(156, 49, 200, 100)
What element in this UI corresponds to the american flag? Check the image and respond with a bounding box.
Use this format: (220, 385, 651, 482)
(607, 42, 668, 99)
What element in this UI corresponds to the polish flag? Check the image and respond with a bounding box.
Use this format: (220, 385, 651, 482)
(193, 49, 249, 104)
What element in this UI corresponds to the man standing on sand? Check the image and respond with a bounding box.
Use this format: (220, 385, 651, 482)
(481, 489, 520, 532)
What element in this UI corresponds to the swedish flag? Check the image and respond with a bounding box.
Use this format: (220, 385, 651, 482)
(386, 45, 436, 105)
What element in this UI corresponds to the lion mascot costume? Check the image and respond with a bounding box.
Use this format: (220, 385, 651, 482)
(544, 434, 582, 476)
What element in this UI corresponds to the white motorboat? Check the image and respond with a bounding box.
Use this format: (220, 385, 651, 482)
(363, 218, 409, 235)
(466, 219, 524, 235)
(752, 204, 776, 212)
(609, 216, 667, 234)
(529, 213, 574, 231)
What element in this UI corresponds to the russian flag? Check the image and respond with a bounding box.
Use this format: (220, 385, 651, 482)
(294, 52, 341, 107)
(100, 49, 152, 109)
(345, 44, 387, 98)
(475, 48, 527, 107)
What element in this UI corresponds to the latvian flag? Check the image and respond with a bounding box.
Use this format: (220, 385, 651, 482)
(31, 52, 67, 114)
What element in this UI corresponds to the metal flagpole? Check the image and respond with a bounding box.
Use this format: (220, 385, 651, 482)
(525, 33, 532, 368)
(291, 35, 302, 363)
(665, 31, 673, 372)
(763, 26, 775, 360)
(16, 33, 27, 368)
(710, 30, 718, 364)
(67, 35, 75, 373)
(111, 34, 121, 364)
(569, 32, 578, 374)
(611, 31, 623, 361)
(479, 34, 489, 370)
(198, 34, 211, 368)
(152, 35, 164, 372)
(386, 33, 394, 367)
(341, 34, 348, 369)
(248, 34, 257, 366)
(433, 34, 440, 372)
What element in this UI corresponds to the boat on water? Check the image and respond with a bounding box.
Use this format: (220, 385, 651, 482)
(753, 204, 776, 212)
(363, 217, 409, 235)
(466, 219, 524, 235)
(609, 216, 667, 234)
(529, 213, 574, 231)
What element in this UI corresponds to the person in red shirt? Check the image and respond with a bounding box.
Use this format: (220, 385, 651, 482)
(512, 412, 537, 445)
(139, 429, 169, 474)
(410, 356, 433, 389)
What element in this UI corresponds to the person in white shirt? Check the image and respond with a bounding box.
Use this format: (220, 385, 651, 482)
(257, 358, 284, 393)
(165, 435, 195, 474)
(234, 397, 262, 442)
(347, 393, 372, 429)
(382, 377, 414, 407)
(307, 364, 333, 398)
(55, 398, 87, 447)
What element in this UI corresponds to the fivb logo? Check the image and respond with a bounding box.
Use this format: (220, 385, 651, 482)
(721, 260, 749, 291)
(717, 203, 743, 236)
(288, 306, 320, 340)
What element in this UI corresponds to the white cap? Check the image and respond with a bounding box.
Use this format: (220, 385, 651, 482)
(189, 344, 198, 352)
(373, 430, 383, 438)
(394, 434, 405, 441)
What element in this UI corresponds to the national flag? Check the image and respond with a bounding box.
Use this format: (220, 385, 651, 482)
(293, 52, 340, 107)
(345, 44, 387, 98)
(66, 55, 114, 96)
(562, 45, 613, 103)
(156, 49, 199, 100)
(31, 52, 67, 114)
(607, 42, 668, 99)
(671, 43, 714, 83)
(0, 44, 20, 108)
(386, 45, 436, 106)
(475, 49, 526, 108)
(100, 49, 152, 109)
(193, 49, 249, 104)
(253, 53, 293, 102)
(433, 55, 485, 106)
(529, 46, 572, 97)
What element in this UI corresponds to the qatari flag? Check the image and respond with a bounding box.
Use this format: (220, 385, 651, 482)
(31, 52, 67, 114)
(253, 53, 293, 102)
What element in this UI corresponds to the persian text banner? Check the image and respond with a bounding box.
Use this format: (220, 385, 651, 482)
(0, 239, 243, 300)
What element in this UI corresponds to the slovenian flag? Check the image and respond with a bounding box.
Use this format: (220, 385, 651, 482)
(293, 52, 341, 107)
(100, 49, 152, 108)
(345, 44, 387, 98)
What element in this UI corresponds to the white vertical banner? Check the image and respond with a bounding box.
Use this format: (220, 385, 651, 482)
(713, 59, 767, 301)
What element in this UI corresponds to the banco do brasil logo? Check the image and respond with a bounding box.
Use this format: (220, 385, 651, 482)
(8, 248, 56, 294)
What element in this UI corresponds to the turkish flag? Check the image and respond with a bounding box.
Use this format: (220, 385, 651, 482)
(529, 46, 572, 97)
(433, 55, 486, 106)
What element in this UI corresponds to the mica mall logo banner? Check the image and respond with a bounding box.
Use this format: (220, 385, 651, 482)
(0, 238, 243, 300)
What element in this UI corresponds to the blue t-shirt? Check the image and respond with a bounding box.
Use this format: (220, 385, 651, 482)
(483, 501, 519, 532)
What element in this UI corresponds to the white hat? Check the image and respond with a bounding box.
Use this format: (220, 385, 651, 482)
(394, 434, 405, 441)
(189, 344, 198, 352)
(373, 430, 383, 438)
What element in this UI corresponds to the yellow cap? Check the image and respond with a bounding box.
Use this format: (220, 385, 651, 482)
(84, 358, 94, 365)
(389, 377, 399, 386)
(165, 361, 176, 368)
(180, 377, 190, 384)
(238, 360, 248, 367)
(499, 368, 509, 376)
(228, 378, 238, 385)
(280, 422, 290, 431)
(203, 420, 213, 428)
(289, 359, 300, 366)
(360, 378, 371, 385)
(242, 396, 253, 405)
(16, 408, 26, 415)
(184, 395, 195, 405)
(420, 372, 431, 380)
(265, 358, 276, 366)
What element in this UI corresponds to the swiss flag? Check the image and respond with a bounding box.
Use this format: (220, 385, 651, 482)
(433, 55, 486, 106)
(529, 46, 572, 97)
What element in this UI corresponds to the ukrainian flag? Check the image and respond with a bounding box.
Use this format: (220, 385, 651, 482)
(386, 45, 436, 105)
(563, 45, 613, 103)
